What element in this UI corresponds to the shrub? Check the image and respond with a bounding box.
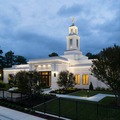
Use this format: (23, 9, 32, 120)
(89, 82, 94, 90)
(0, 81, 5, 88)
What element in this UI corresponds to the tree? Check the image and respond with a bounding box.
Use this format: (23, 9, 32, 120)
(49, 52, 58, 57)
(86, 52, 98, 59)
(89, 82, 93, 90)
(15, 71, 41, 93)
(57, 71, 75, 89)
(91, 45, 120, 105)
(14, 55, 27, 65)
(0, 50, 4, 69)
(5, 50, 14, 67)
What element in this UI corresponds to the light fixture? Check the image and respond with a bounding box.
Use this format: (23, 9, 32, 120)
(38, 65, 41, 68)
(43, 65, 46, 67)
(48, 64, 51, 67)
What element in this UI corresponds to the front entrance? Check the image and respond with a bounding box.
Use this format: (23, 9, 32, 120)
(39, 71, 51, 87)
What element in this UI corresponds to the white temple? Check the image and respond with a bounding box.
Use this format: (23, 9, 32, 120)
(3, 20, 107, 89)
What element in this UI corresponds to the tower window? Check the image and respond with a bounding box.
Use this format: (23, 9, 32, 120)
(70, 39, 72, 48)
(76, 39, 78, 48)
(75, 29, 77, 34)
(71, 29, 73, 34)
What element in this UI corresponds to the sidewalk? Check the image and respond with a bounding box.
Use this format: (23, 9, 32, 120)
(56, 93, 115, 102)
(0, 106, 46, 120)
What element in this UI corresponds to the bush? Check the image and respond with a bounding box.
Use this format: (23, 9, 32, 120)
(0, 81, 5, 88)
(89, 82, 93, 90)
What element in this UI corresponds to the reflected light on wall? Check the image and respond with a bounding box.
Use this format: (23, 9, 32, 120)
(43, 65, 46, 67)
(38, 65, 41, 68)
(48, 64, 51, 67)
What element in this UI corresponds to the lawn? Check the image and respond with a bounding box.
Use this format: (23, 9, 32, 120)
(34, 96, 120, 120)
(69, 90, 114, 97)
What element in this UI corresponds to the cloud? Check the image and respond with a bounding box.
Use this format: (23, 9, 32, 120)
(57, 4, 82, 17)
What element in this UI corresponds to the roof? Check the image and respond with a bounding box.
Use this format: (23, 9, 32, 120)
(28, 56, 69, 64)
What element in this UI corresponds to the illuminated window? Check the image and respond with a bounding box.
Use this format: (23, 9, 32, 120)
(75, 74, 80, 85)
(82, 74, 89, 85)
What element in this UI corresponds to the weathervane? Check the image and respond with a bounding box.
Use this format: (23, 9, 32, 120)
(72, 17, 75, 24)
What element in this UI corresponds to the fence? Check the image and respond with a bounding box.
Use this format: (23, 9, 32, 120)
(34, 97, 120, 120)
(0, 89, 120, 120)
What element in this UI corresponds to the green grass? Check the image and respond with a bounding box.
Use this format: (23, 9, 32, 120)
(69, 90, 113, 97)
(34, 97, 120, 120)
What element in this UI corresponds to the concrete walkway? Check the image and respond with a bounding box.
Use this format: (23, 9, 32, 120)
(0, 106, 46, 120)
(42, 89, 115, 102)
(56, 93, 115, 102)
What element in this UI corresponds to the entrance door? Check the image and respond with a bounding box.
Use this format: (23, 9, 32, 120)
(39, 71, 51, 87)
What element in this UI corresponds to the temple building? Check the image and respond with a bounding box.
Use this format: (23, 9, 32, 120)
(3, 20, 107, 89)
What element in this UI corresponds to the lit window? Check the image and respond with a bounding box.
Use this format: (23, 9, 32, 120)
(82, 74, 89, 85)
(75, 74, 80, 85)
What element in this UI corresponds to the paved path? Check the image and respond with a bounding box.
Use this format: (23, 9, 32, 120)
(56, 93, 115, 102)
(43, 89, 115, 102)
(0, 106, 45, 120)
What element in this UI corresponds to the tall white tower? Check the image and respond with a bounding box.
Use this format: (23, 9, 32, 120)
(64, 18, 83, 60)
(66, 18, 80, 50)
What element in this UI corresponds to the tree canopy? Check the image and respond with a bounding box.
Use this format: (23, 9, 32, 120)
(86, 52, 98, 59)
(57, 71, 75, 89)
(15, 71, 41, 93)
(91, 45, 120, 105)
(0, 49, 27, 69)
(49, 52, 58, 57)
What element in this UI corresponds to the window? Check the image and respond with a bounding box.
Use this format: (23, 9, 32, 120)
(54, 73, 56, 77)
(82, 74, 89, 85)
(75, 74, 80, 85)
(71, 29, 73, 33)
(70, 39, 72, 48)
(75, 29, 77, 34)
(76, 39, 78, 48)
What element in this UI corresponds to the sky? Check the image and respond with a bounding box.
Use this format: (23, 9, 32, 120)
(0, 0, 120, 59)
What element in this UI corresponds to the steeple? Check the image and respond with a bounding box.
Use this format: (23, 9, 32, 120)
(66, 18, 80, 50)
(64, 19, 82, 60)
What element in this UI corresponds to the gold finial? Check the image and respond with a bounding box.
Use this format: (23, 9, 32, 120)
(72, 17, 75, 24)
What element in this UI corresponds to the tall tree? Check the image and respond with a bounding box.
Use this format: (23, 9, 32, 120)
(5, 50, 14, 67)
(91, 45, 120, 106)
(14, 55, 27, 65)
(0, 50, 4, 69)
(57, 71, 75, 89)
